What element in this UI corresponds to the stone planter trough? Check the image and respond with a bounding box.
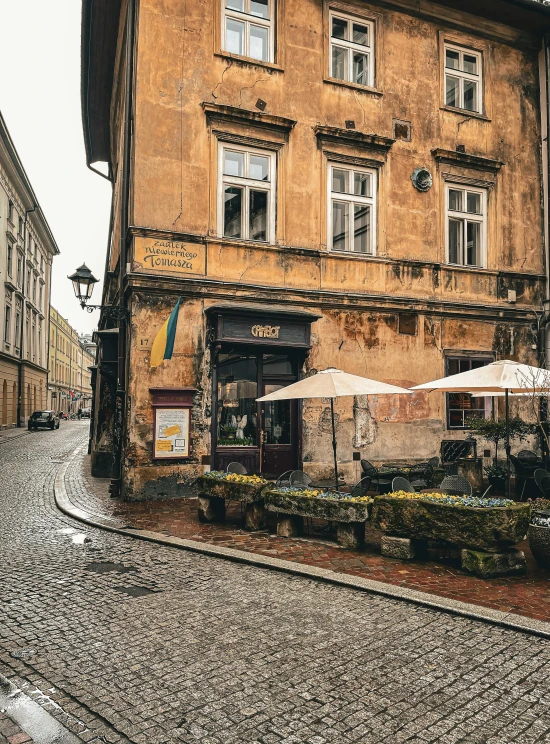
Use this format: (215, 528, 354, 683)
(372, 495, 530, 578)
(195, 475, 268, 530)
(264, 490, 371, 548)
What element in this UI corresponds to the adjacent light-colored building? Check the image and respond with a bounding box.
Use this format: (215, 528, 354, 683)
(0, 111, 59, 428)
(48, 307, 95, 413)
(82, 0, 550, 498)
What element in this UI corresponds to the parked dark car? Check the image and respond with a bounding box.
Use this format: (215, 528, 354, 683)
(28, 410, 60, 431)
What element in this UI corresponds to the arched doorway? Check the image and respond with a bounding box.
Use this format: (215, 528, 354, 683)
(2, 381, 7, 426)
(33, 386, 37, 412)
(12, 382, 17, 424)
(27, 384, 31, 417)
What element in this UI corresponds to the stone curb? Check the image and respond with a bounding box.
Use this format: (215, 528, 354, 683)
(54, 452, 550, 641)
(0, 429, 31, 444)
(0, 672, 82, 743)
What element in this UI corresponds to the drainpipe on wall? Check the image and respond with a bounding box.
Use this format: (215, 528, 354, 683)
(109, 0, 136, 498)
(542, 36, 550, 367)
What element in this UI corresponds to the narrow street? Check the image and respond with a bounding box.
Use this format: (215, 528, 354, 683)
(0, 422, 550, 743)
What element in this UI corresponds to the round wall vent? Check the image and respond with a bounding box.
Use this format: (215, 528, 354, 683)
(411, 167, 433, 192)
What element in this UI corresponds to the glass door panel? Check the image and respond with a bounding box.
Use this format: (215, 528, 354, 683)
(216, 353, 258, 446)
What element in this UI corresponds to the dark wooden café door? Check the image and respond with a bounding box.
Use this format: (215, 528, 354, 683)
(260, 380, 298, 478)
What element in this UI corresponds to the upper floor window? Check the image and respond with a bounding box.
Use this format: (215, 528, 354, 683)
(7, 201, 13, 222)
(16, 253, 22, 286)
(329, 11, 374, 88)
(7, 245, 12, 278)
(218, 144, 276, 243)
(222, 0, 273, 63)
(18, 216, 23, 236)
(328, 163, 376, 255)
(446, 183, 486, 268)
(4, 305, 11, 344)
(447, 357, 491, 429)
(444, 43, 482, 113)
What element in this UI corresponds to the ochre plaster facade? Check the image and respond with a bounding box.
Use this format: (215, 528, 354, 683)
(90, 0, 548, 498)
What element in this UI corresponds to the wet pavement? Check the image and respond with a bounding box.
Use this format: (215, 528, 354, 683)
(73, 455, 550, 623)
(2, 422, 550, 743)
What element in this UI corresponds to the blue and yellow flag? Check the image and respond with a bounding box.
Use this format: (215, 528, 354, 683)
(150, 297, 182, 368)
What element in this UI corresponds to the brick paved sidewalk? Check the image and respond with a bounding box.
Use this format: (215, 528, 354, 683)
(0, 714, 33, 744)
(71, 453, 550, 624)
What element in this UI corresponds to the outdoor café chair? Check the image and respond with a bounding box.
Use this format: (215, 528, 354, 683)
(409, 464, 433, 491)
(518, 450, 538, 464)
(276, 470, 294, 488)
(535, 468, 550, 498)
(226, 462, 247, 475)
(361, 459, 393, 493)
(350, 476, 371, 498)
(392, 476, 416, 493)
(510, 454, 536, 500)
(440, 475, 472, 497)
(289, 470, 313, 488)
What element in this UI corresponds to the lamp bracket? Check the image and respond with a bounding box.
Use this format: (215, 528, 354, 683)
(82, 303, 129, 322)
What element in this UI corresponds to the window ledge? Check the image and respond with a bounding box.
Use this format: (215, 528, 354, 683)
(324, 77, 383, 97)
(214, 51, 283, 73)
(444, 261, 491, 273)
(440, 105, 491, 122)
(326, 250, 382, 262)
(432, 148, 503, 173)
(314, 125, 394, 153)
(203, 102, 296, 134)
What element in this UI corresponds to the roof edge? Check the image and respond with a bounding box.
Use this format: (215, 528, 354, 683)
(0, 111, 60, 256)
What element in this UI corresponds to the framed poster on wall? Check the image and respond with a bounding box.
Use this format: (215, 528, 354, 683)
(150, 387, 196, 461)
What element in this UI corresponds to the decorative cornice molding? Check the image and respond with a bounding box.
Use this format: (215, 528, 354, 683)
(441, 171, 496, 188)
(322, 150, 385, 169)
(314, 125, 395, 154)
(432, 148, 503, 173)
(211, 129, 284, 151)
(202, 102, 297, 135)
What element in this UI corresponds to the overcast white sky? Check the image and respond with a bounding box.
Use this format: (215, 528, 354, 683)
(0, 0, 112, 335)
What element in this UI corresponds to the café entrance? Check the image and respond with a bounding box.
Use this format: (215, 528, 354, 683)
(206, 305, 321, 476)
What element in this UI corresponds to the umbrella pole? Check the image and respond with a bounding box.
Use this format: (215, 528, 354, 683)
(505, 389, 511, 498)
(330, 397, 339, 490)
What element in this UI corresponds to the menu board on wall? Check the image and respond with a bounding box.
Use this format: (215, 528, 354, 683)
(153, 408, 190, 459)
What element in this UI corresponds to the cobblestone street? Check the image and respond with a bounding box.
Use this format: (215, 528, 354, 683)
(1, 422, 550, 743)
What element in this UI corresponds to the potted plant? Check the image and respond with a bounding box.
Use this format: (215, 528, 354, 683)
(528, 506, 550, 568)
(484, 463, 508, 494)
(468, 416, 534, 466)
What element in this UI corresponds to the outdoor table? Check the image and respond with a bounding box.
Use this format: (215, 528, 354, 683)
(310, 479, 346, 490)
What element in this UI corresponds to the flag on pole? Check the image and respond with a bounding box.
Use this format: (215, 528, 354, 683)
(150, 297, 182, 368)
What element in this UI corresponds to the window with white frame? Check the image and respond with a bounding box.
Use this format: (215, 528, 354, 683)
(328, 163, 376, 254)
(444, 43, 482, 113)
(218, 144, 276, 243)
(4, 304, 11, 344)
(445, 183, 486, 267)
(222, 0, 274, 63)
(329, 10, 374, 88)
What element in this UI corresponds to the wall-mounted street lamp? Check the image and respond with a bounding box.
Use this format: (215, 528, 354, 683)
(68, 264, 128, 322)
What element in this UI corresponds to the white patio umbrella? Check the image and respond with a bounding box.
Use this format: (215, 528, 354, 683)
(257, 368, 412, 489)
(411, 360, 550, 496)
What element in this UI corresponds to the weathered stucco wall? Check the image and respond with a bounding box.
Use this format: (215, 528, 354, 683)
(106, 0, 547, 499)
(131, 0, 543, 277)
(124, 292, 538, 498)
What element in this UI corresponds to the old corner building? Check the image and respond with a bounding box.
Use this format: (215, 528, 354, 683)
(82, 0, 550, 500)
(0, 112, 59, 428)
